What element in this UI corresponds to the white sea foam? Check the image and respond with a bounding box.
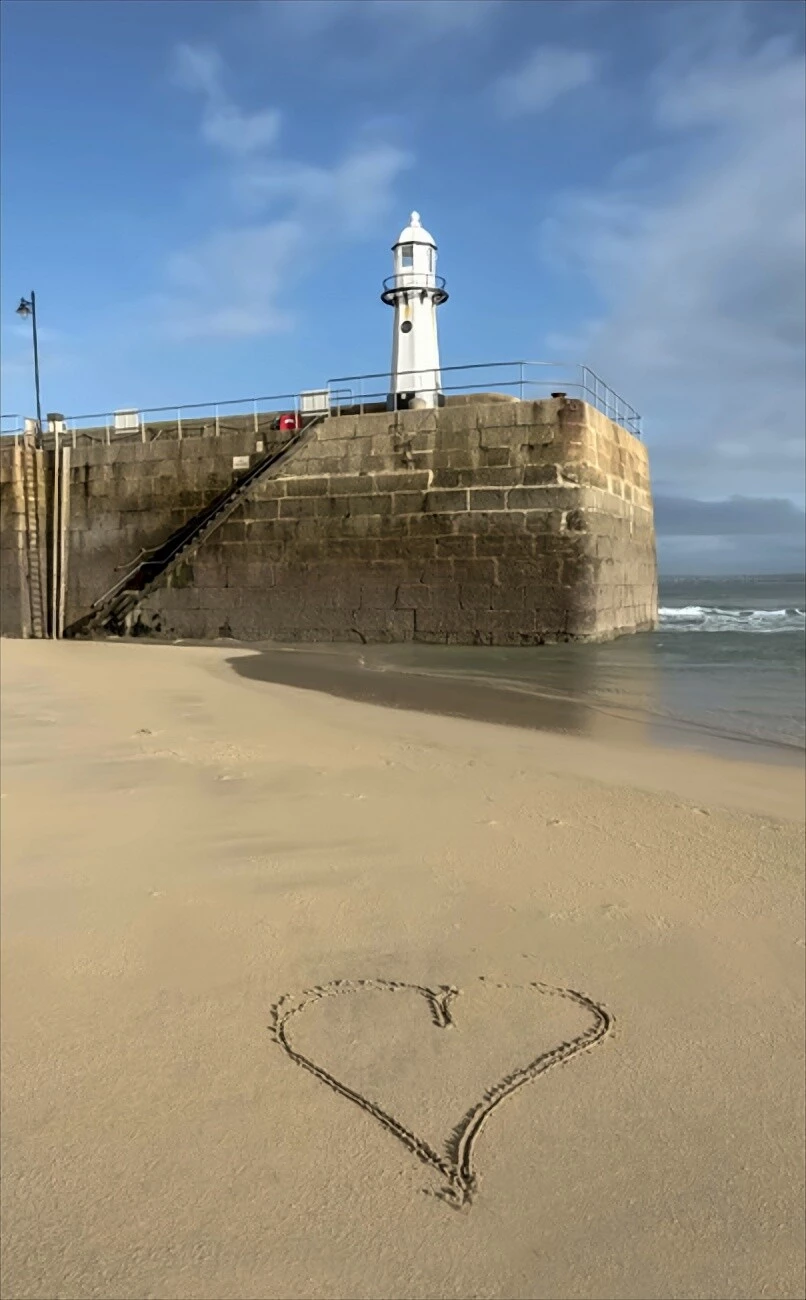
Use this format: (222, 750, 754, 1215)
(659, 605, 805, 633)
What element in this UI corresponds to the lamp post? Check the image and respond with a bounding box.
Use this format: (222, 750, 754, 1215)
(16, 292, 42, 441)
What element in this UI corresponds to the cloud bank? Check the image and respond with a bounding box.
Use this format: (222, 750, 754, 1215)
(538, 6, 805, 570)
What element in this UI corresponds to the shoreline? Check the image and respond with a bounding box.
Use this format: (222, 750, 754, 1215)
(223, 639, 805, 769)
(5, 627, 803, 767)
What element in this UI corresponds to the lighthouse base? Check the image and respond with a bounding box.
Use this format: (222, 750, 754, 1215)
(386, 391, 446, 412)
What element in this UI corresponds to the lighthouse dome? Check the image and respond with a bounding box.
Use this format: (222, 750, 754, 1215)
(392, 210, 436, 249)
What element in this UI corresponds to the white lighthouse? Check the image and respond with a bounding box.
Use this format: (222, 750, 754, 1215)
(381, 211, 448, 410)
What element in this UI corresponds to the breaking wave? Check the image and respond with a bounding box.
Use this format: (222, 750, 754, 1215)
(659, 605, 805, 633)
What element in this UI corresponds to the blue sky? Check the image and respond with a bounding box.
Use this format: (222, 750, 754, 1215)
(1, 0, 804, 573)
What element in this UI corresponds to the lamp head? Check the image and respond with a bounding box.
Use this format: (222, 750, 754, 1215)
(16, 298, 32, 318)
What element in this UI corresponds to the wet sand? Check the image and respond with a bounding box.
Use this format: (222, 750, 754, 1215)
(226, 639, 806, 767)
(1, 639, 804, 1300)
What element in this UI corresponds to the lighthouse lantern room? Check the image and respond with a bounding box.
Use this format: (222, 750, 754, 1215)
(381, 211, 448, 410)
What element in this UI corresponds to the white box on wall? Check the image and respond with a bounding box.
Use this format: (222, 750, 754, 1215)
(300, 390, 330, 416)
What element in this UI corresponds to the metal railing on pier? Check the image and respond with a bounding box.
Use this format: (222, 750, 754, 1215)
(1, 359, 641, 448)
(326, 361, 641, 435)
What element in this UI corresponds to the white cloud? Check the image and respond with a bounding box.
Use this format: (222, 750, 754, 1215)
(160, 221, 303, 340)
(173, 43, 280, 156)
(538, 10, 806, 514)
(159, 44, 411, 340)
(235, 143, 412, 235)
(494, 46, 598, 117)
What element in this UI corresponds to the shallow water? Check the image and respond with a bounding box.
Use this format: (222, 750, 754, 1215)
(254, 576, 805, 759)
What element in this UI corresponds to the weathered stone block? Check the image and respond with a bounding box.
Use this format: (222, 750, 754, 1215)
(476, 533, 536, 558)
(392, 492, 426, 515)
(279, 497, 318, 519)
(413, 608, 477, 636)
(490, 510, 527, 533)
(373, 471, 430, 493)
(395, 583, 432, 609)
(523, 510, 566, 536)
(353, 609, 415, 641)
(452, 511, 487, 535)
(325, 473, 371, 496)
(468, 488, 507, 512)
(339, 515, 379, 541)
(371, 538, 408, 559)
(220, 520, 248, 542)
(457, 467, 522, 488)
(425, 489, 468, 513)
(403, 537, 440, 561)
(459, 583, 493, 609)
(245, 499, 280, 521)
(491, 584, 527, 610)
(319, 415, 358, 442)
(407, 513, 450, 537)
(421, 559, 454, 584)
(479, 447, 510, 468)
(316, 497, 350, 520)
(507, 486, 575, 511)
(523, 464, 560, 486)
(402, 408, 439, 433)
(434, 406, 484, 438)
(434, 535, 476, 558)
(432, 449, 477, 471)
(347, 494, 392, 516)
(431, 468, 461, 488)
(565, 509, 589, 533)
(356, 413, 396, 439)
(283, 475, 329, 498)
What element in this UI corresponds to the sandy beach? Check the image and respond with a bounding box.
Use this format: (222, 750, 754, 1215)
(1, 638, 803, 1300)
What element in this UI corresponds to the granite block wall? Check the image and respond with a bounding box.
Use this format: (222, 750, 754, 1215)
(0, 396, 657, 645)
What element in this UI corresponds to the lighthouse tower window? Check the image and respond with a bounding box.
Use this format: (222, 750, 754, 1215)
(401, 245, 414, 267)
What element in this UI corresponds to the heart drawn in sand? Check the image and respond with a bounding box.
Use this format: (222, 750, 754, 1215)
(269, 977, 613, 1207)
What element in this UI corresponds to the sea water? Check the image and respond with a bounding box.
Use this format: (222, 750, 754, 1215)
(287, 575, 805, 759)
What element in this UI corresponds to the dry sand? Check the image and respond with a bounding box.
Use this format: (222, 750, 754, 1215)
(1, 638, 804, 1300)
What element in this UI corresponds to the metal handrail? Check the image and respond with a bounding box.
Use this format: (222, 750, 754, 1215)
(327, 359, 567, 383)
(3, 359, 642, 446)
(325, 361, 642, 435)
(381, 274, 448, 305)
(382, 274, 446, 289)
